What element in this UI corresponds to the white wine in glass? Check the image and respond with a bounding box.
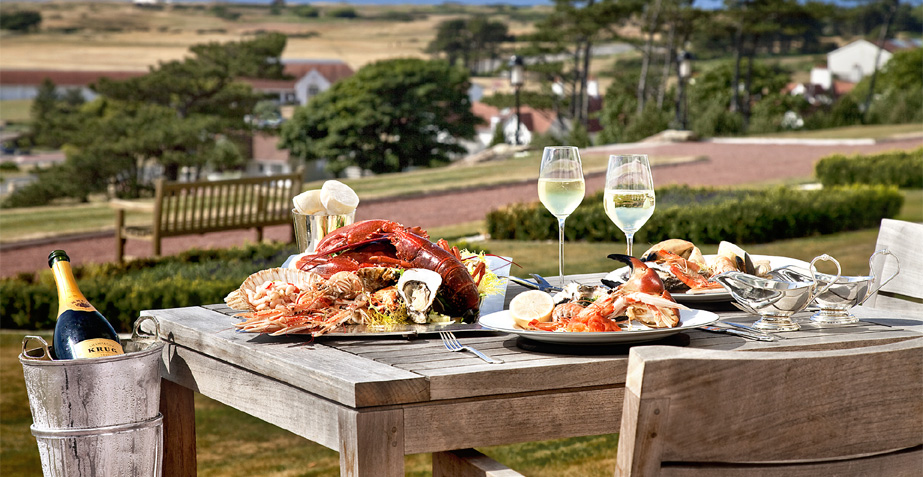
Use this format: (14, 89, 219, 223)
(538, 146, 586, 286)
(604, 154, 655, 257)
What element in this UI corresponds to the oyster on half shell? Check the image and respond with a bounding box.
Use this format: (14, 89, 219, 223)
(397, 269, 443, 324)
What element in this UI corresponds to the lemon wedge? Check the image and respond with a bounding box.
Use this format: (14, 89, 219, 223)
(293, 189, 324, 215)
(321, 180, 360, 215)
(509, 290, 555, 329)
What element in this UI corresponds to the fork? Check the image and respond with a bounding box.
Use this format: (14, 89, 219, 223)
(439, 331, 503, 364)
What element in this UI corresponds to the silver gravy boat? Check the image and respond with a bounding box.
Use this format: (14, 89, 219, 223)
(773, 249, 900, 325)
(713, 254, 841, 332)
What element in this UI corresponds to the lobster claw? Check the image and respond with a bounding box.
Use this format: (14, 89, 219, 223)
(608, 254, 665, 295)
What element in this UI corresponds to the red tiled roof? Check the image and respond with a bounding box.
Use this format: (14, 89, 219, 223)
(471, 102, 500, 119)
(282, 60, 354, 83)
(833, 80, 856, 96)
(0, 69, 146, 86)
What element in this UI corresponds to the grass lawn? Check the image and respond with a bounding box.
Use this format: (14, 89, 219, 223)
(757, 123, 923, 140)
(0, 151, 691, 244)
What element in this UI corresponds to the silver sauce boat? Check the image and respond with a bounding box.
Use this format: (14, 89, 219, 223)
(773, 249, 900, 324)
(714, 254, 841, 332)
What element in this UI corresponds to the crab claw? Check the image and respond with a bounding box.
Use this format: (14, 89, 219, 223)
(608, 253, 666, 295)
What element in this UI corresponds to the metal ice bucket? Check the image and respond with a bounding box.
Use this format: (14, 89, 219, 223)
(714, 254, 841, 332)
(20, 316, 164, 477)
(773, 249, 900, 324)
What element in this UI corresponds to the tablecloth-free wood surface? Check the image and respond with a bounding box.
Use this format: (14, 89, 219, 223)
(145, 275, 923, 476)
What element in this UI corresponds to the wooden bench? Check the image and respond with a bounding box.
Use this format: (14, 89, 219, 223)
(111, 172, 303, 262)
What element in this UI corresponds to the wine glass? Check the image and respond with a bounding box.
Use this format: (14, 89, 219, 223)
(604, 154, 655, 257)
(538, 146, 586, 287)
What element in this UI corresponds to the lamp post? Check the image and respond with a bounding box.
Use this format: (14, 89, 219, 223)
(676, 50, 693, 130)
(508, 55, 524, 145)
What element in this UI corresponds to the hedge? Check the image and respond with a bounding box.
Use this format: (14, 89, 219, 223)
(815, 147, 923, 188)
(1, 243, 292, 332)
(0, 238, 489, 332)
(486, 184, 904, 245)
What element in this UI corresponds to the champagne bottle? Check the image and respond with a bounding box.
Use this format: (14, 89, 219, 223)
(49, 250, 124, 360)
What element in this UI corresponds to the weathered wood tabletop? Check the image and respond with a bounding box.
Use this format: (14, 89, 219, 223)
(145, 274, 923, 476)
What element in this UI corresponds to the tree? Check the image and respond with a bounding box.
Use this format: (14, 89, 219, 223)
(0, 10, 41, 32)
(279, 59, 482, 176)
(686, 60, 790, 137)
(861, 0, 899, 121)
(426, 16, 511, 75)
(93, 32, 288, 181)
(28, 79, 85, 149)
(722, 0, 809, 130)
(853, 47, 923, 124)
(528, 0, 639, 129)
(6, 34, 289, 206)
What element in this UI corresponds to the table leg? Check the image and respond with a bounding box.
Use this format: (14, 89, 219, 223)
(337, 407, 404, 476)
(160, 378, 196, 477)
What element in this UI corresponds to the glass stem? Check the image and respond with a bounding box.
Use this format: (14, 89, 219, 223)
(557, 217, 567, 287)
(626, 233, 635, 257)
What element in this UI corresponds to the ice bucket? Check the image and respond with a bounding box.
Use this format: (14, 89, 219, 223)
(20, 316, 164, 477)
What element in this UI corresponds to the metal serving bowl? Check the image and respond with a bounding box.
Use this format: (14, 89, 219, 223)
(714, 255, 841, 332)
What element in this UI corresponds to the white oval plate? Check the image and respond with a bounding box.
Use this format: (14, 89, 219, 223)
(478, 308, 719, 345)
(604, 254, 811, 303)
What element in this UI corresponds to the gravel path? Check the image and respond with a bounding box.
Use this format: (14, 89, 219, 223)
(2, 137, 919, 277)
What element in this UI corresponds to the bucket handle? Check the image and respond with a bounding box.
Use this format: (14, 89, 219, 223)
(21, 335, 53, 361)
(860, 249, 901, 305)
(132, 315, 161, 343)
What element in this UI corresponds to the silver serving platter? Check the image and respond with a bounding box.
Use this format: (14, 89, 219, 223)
(229, 255, 512, 338)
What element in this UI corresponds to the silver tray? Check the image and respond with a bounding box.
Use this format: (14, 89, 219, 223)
(225, 255, 511, 338)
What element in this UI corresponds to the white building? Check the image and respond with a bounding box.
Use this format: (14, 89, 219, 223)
(827, 39, 900, 83)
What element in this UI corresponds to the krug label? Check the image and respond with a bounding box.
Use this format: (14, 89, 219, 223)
(72, 338, 124, 358)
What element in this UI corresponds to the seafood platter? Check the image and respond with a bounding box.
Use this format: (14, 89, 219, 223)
(604, 239, 810, 303)
(224, 219, 511, 338)
(479, 253, 719, 344)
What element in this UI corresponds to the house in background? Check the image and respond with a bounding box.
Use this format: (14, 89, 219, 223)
(827, 38, 921, 83)
(1, 59, 354, 105)
(466, 79, 603, 154)
(241, 59, 354, 106)
(0, 70, 146, 101)
(785, 38, 918, 107)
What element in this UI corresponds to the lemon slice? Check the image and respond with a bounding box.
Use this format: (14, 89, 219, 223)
(509, 290, 555, 329)
(320, 180, 360, 215)
(293, 189, 324, 215)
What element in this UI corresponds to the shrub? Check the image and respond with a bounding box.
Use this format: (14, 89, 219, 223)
(486, 184, 903, 245)
(292, 5, 319, 18)
(327, 7, 358, 18)
(0, 238, 489, 331)
(815, 148, 923, 188)
(0, 243, 292, 331)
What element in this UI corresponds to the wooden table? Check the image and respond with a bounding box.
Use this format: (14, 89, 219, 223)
(146, 274, 923, 476)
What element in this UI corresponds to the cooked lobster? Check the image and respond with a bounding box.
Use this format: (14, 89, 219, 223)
(294, 219, 481, 321)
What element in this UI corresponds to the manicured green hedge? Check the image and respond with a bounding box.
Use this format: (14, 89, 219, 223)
(1, 244, 293, 332)
(486, 184, 904, 245)
(815, 148, 923, 188)
(0, 238, 489, 332)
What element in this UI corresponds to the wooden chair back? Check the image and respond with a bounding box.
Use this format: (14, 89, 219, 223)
(863, 219, 923, 315)
(615, 337, 923, 476)
(154, 172, 301, 237)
